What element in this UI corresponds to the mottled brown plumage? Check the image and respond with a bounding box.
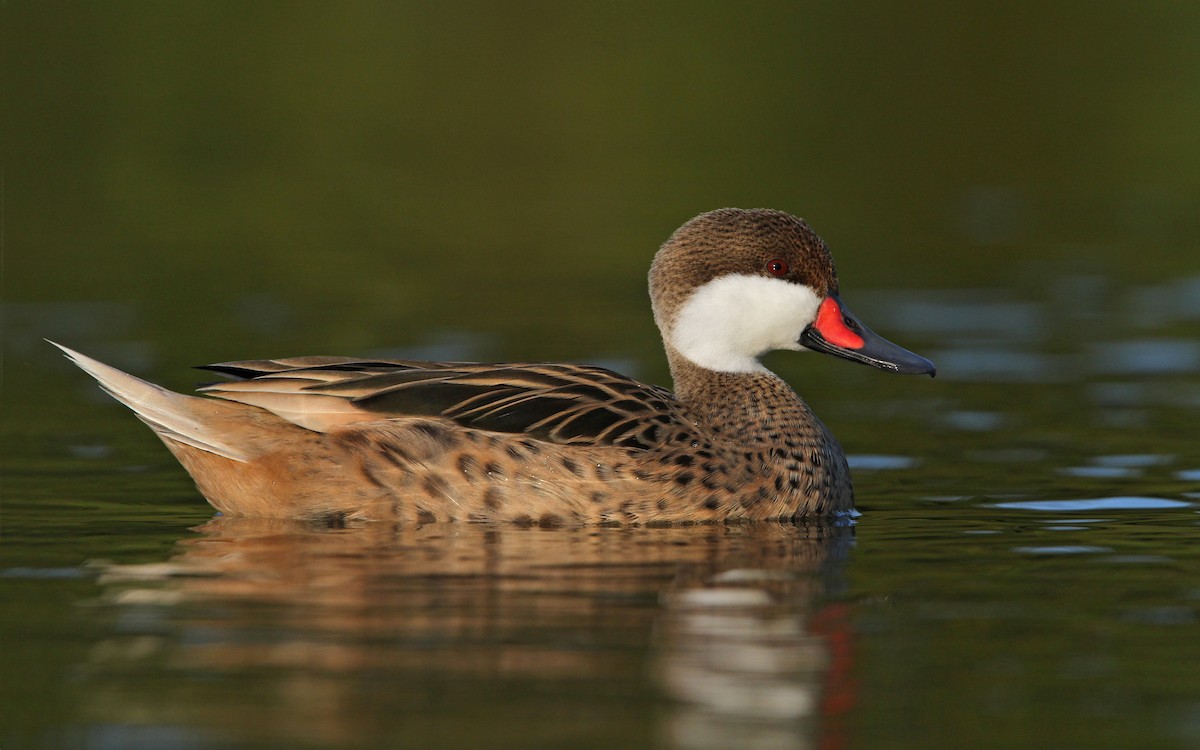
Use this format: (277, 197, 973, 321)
(53, 208, 933, 523)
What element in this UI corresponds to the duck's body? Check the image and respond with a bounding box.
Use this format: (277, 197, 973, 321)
(55, 208, 933, 523)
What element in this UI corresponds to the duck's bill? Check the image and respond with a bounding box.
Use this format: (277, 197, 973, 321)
(799, 296, 936, 376)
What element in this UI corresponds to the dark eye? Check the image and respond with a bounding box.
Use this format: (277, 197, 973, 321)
(766, 259, 789, 277)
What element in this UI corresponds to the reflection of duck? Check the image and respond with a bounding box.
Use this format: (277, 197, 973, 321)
(54, 208, 933, 522)
(85, 518, 852, 750)
(657, 581, 855, 750)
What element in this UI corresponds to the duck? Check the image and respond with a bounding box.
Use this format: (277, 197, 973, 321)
(52, 208, 934, 525)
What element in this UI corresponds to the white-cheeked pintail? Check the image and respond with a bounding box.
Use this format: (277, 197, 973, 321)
(53, 208, 935, 525)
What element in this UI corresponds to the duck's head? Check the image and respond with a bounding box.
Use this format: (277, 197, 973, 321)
(650, 208, 935, 377)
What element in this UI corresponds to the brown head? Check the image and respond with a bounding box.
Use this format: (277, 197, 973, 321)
(649, 208, 935, 377)
(650, 208, 838, 331)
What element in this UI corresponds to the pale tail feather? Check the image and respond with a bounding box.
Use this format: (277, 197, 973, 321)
(198, 380, 367, 431)
(49, 341, 250, 462)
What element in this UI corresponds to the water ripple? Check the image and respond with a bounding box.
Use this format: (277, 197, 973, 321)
(991, 497, 1193, 512)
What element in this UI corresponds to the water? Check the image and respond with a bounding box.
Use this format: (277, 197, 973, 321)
(6, 520, 850, 750)
(4, 493, 1200, 748)
(5, 4, 1200, 749)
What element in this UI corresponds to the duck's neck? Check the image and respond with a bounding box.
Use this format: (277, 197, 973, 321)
(664, 344, 854, 515)
(665, 346, 820, 443)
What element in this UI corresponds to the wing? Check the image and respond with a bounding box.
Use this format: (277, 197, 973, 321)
(197, 358, 686, 449)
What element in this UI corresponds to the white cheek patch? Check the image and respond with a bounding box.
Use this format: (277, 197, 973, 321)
(670, 274, 822, 373)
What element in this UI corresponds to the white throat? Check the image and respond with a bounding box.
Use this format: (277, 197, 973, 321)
(669, 274, 822, 374)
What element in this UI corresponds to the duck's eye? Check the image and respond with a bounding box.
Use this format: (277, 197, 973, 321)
(766, 259, 789, 277)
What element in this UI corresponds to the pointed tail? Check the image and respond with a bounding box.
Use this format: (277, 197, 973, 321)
(49, 341, 250, 462)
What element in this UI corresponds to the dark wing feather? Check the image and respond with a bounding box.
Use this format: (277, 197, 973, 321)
(199, 357, 468, 379)
(198, 358, 686, 448)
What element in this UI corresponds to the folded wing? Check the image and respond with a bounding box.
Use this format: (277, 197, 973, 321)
(199, 358, 683, 449)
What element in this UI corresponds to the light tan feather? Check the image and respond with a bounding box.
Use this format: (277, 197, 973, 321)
(50, 341, 251, 462)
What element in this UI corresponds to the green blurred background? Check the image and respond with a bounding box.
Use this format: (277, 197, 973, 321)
(5, 6, 1200, 750)
(7, 2, 1198, 371)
